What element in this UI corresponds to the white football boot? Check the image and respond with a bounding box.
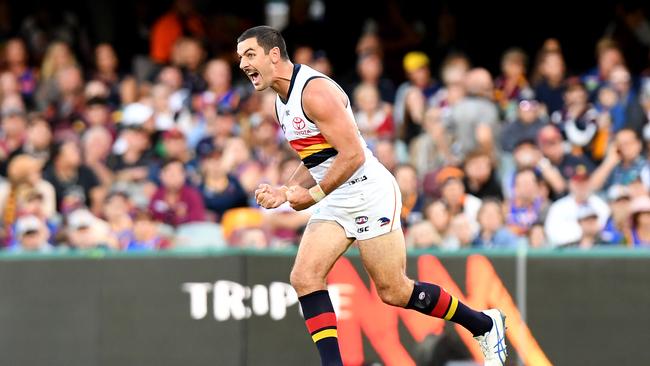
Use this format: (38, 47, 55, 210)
(474, 309, 508, 366)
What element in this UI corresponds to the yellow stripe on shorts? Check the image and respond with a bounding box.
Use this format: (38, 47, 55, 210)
(443, 296, 459, 321)
(311, 328, 338, 343)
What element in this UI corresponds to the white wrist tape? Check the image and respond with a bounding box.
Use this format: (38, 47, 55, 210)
(308, 184, 326, 202)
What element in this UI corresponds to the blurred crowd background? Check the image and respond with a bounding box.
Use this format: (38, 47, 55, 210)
(0, 0, 650, 253)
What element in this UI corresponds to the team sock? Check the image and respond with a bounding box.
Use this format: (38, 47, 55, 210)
(405, 281, 493, 337)
(298, 290, 343, 366)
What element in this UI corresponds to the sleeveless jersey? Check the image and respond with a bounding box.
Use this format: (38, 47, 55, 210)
(274, 64, 378, 184)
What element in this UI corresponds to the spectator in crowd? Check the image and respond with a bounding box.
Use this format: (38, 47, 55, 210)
(102, 190, 134, 250)
(528, 221, 548, 248)
(499, 97, 547, 153)
(43, 140, 102, 214)
(472, 198, 522, 249)
(536, 124, 595, 181)
(566, 205, 610, 249)
(11, 188, 59, 246)
(394, 51, 438, 143)
(532, 50, 567, 116)
(9, 114, 52, 164)
(442, 214, 475, 250)
(606, 65, 647, 136)
(35, 41, 78, 111)
(429, 52, 470, 113)
(63, 208, 113, 250)
(394, 163, 425, 229)
(494, 47, 534, 122)
(506, 168, 547, 237)
(545, 165, 610, 246)
(171, 37, 206, 94)
(91, 43, 121, 106)
(353, 83, 394, 143)
(589, 128, 647, 193)
(348, 51, 395, 104)
(10, 215, 53, 253)
(81, 126, 114, 187)
(149, 0, 205, 64)
(601, 184, 631, 245)
(0, 154, 56, 245)
(198, 144, 248, 222)
(582, 38, 625, 99)
(199, 58, 241, 118)
(410, 106, 453, 177)
(149, 159, 205, 227)
(625, 195, 650, 247)
(505, 139, 566, 199)
(550, 78, 600, 163)
(0, 99, 28, 172)
(261, 156, 312, 248)
(406, 199, 452, 249)
(2, 37, 38, 108)
(448, 68, 500, 160)
(126, 209, 171, 251)
(436, 166, 482, 229)
(462, 149, 503, 200)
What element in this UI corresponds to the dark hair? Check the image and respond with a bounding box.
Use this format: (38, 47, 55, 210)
(161, 158, 185, 170)
(237, 26, 289, 60)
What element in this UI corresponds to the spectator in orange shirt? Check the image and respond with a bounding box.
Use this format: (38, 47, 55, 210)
(149, 0, 205, 64)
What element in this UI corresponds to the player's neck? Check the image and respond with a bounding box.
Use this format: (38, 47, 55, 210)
(272, 61, 295, 100)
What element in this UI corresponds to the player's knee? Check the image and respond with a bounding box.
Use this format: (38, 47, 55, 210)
(290, 267, 324, 294)
(376, 284, 406, 307)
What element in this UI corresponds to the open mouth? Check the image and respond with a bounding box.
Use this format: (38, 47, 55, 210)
(247, 70, 260, 85)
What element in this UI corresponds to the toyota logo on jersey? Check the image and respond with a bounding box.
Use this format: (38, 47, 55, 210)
(292, 117, 306, 130)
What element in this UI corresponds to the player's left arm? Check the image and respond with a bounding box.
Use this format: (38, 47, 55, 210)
(286, 78, 366, 210)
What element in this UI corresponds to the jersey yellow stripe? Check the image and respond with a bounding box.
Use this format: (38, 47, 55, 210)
(297, 143, 333, 159)
(443, 296, 459, 321)
(311, 328, 338, 343)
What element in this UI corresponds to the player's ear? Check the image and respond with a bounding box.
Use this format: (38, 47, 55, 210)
(270, 46, 281, 63)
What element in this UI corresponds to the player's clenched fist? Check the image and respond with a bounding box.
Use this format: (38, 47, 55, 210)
(255, 184, 288, 209)
(286, 185, 316, 211)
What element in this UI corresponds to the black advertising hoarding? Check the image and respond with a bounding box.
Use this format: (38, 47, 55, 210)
(0, 250, 648, 365)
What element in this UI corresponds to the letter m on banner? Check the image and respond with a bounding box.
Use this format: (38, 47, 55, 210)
(327, 254, 551, 366)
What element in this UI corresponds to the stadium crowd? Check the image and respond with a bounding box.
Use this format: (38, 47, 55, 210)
(1, 2, 650, 253)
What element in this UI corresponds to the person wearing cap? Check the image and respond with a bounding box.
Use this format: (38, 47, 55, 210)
(564, 204, 609, 249)
(625, 195, 650, 247)
(589, 128, 647, 193)
(600, 184, 631, 245)
(64, 208, 114, 250)
(545, 164, 611, 246)
(436, 166, 482, 230)
(393, 51, 439, 143)
(10, 215, 53, 253)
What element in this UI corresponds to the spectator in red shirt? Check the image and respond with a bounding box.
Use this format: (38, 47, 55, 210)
(149, 159, 205, 227)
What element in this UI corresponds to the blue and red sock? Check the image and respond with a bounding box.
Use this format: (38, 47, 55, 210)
(298, 290, 343, 366)
(406, 281, 493, 336)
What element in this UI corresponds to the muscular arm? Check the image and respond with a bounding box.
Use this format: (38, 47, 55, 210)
(302, 78, 366, 194)
(286, 162, 317, 188)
